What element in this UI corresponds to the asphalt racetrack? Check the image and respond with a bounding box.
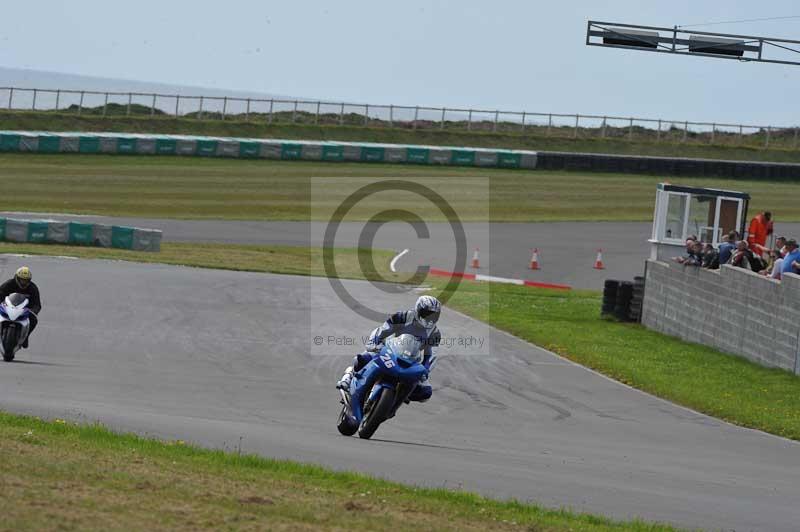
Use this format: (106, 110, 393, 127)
(1, 254, 798, 531)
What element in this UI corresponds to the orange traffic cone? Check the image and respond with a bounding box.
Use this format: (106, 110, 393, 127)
(530, 248, 540, 270)
(593, 249, 605, 270)
(471, 247, 480, 269)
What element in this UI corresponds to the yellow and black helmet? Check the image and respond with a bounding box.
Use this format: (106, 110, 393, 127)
(15, 266, 31, 288)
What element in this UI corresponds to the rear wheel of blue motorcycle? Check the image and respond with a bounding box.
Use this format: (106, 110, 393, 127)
(358, 388, 396, 440)
(336, 406, 359, 436)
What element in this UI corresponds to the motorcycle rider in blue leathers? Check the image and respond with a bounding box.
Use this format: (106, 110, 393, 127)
(337, 295, 441, 403)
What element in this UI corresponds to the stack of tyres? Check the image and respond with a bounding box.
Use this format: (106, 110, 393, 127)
(614, 281, 634, 321)
(601, 280, 619, 316)
(628, 276, 645, 322)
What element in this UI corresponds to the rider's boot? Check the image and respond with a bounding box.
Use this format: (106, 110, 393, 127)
(336, 366, 354, 390)
(22, 336, 29, 349)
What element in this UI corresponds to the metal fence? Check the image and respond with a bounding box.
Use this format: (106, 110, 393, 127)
(1, 86, 797, 149)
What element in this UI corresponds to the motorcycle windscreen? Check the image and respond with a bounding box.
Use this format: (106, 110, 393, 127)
(6, 293, 28, 307)
(385, 334, 423, 364)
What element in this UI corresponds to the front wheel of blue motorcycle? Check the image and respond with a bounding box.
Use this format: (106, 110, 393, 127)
(336, 406, 358, 436)
(358, 388, 396, 440)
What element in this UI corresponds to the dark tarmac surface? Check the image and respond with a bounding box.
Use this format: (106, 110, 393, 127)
(0, 255, 798, 531)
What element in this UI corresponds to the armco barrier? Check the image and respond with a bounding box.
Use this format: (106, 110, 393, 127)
(3, 130, 800, 177)
(0, 217, 161, 252)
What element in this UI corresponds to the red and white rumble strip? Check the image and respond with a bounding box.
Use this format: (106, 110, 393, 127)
(428, 268, 571, 291)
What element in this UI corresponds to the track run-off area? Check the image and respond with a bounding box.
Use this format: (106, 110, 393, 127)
(0, 254, 798, 531)
(4, 212, 800, 290)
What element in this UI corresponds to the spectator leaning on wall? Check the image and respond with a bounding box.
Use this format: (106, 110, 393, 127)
(782, 239, 800, 277)
(747, 211, 773, 256)
(718, 232, 737, 265)
(674, 239, 705, 266)
(672, 238, 691, 264)
(731, 240, 766, 271)
(702, 243, 720, 269)
(770, 236, 788, 279)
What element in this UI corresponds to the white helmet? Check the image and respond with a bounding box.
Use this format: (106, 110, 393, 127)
(414, 295, 441, 330)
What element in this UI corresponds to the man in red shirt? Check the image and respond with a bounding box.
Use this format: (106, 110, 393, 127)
(747, 211, 773, 256)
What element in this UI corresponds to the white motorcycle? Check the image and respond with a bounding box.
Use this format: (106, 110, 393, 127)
(0, 293, 33, 362)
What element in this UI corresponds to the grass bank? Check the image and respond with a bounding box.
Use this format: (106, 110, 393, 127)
(3, 110, 800, 163)
(439, 281, 800, 440)
(2, 154, 800, 221)
(0, 411, 676, 531)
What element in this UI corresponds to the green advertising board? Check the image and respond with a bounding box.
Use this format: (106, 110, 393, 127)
(116, 138, 138, 154)
(497, 152, 522, 169)
(0, 218, 5, 240)
(361, 146, 385, 162)
(451, 150, 476, 166)
(27, 222, 49, 243)
(111, 226, 135, 249)
(68, 222, 94, 245)
(239, 142, 260, 158)
(0, 134, 20, 152)
(281, 143, 303, 160)
(196, 140, 217, 156)
(37, 136, 61, 153)
(322, 145, 344, 161)
(155, 138, 177, 155)
(79, 137, 100, 153)
(406, 147, 429, 164)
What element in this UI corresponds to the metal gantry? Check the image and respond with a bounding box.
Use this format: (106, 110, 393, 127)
(586, 20, 800, 66)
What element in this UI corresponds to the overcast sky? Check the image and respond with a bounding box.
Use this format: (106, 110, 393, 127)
(2, 1, 799, 125)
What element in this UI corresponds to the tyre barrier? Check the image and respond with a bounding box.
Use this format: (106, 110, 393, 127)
(629, 275, 645, 323)
(602, 277, 645, 322)
(0, 218, 161, 252)
(614, 281, 634, 321)
(536, 151, 800, 180)
(601, 279, 619, 316)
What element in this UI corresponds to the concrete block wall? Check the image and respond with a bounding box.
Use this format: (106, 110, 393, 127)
(642, 260, 800, 374)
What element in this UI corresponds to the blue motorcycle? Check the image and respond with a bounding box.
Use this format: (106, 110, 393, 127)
(337, 334, 429, 439)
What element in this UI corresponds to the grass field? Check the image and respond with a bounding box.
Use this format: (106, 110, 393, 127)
(0, 411, 677, 531)
(3, 153, 800, 221)
(4, 110, 800, 162)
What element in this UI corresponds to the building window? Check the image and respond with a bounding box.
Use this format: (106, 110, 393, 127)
(664, 193, 687, 240)
(687, 195, 715, 243)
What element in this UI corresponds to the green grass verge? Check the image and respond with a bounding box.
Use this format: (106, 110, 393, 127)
(438, 281, 800, 440)
(3, 109, 800, 162)
(2, 154, 799, 221)
(0, 242, 404, 282)
(0, 411, 677, 531)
